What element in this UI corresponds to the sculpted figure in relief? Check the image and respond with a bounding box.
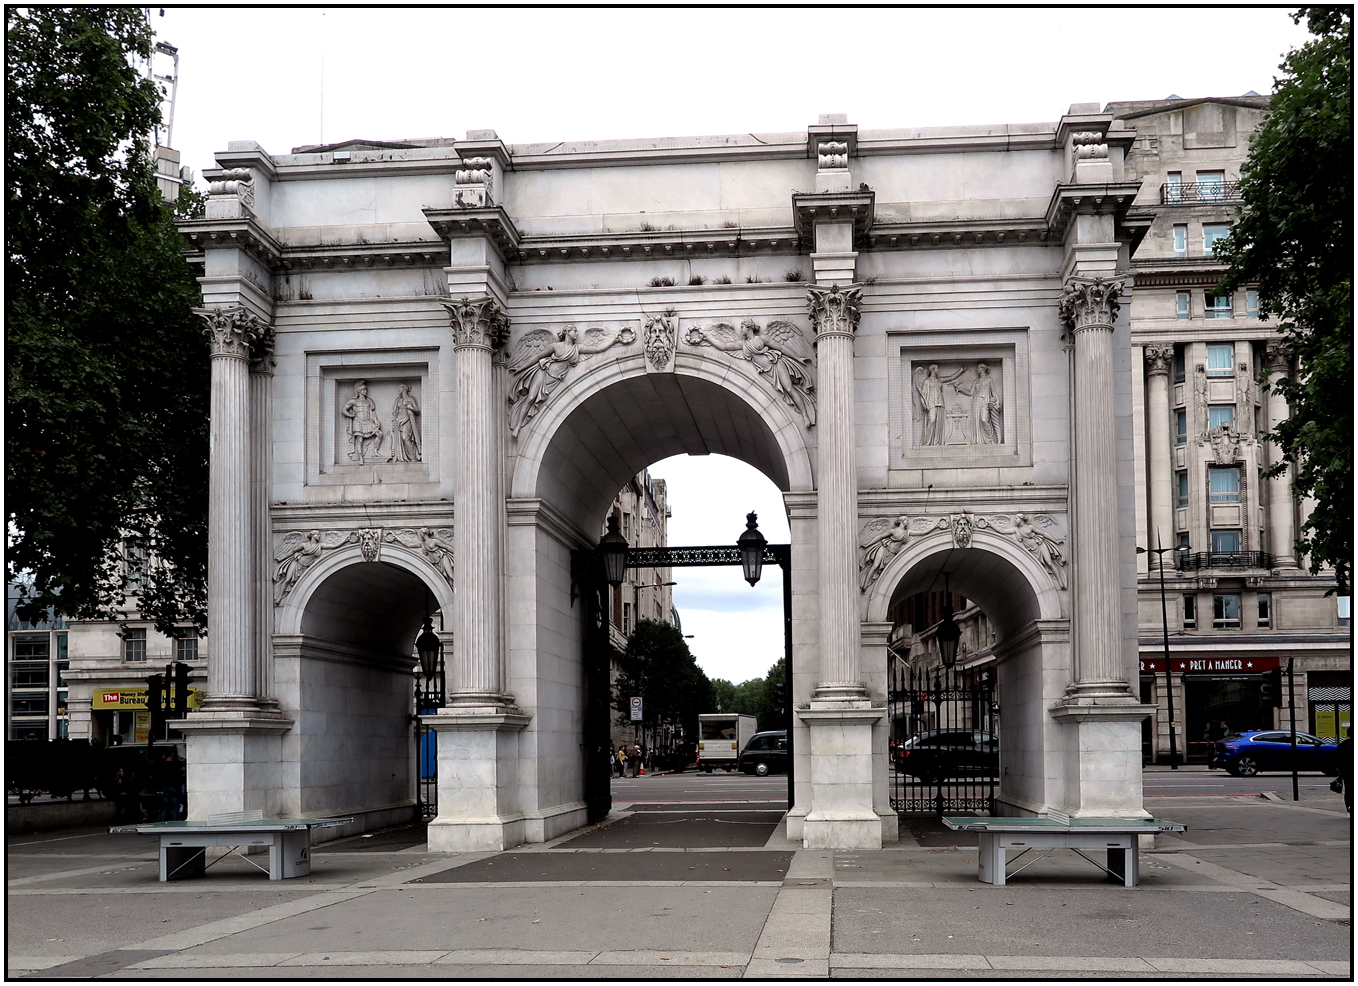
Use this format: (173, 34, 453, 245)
(952, 362, 1003, 444)
(858, 515, 911, 591)
(913, 362, 1003, 447)
(506, 324, 636, 437)
(1010, 513, 1068, 590)
(913, 364, 949, 445)
(685, 319, 817, 427)
(274, 530, 352, 604)
(390, 384, 422, 462)
(342, 380, 384, 464)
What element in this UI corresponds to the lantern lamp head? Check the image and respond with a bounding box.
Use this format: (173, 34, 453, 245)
(415, 617, 441, 679)
(600, 514, 629, 588)
(737, 511, 767, 586)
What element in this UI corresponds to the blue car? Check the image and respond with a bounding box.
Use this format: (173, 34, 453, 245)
(1210, 730, 1339, 776)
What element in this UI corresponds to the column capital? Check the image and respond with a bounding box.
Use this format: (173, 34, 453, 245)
(443, 296, 510, 350)
(1058, 276, 1124, 333)
(249, 324, 277, 375)
(806, 283, 863, 340)
(194, 305, 271, 360)
(1143, 345, 1174, 376)
(1264, 341, 1294, 374)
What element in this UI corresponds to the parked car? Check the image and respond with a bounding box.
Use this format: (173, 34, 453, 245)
(893, 730, 998, 782)
(1210, 730, 1339, 776)
(738, 730, 788, 776)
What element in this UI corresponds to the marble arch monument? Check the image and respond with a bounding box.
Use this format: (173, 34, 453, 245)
(179, 107, 1153, 850)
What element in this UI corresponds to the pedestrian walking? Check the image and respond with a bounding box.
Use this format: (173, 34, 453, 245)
(609, 749, 617, 777)
(617, 746, 628, 778)
(1333, 736, 1351, 815)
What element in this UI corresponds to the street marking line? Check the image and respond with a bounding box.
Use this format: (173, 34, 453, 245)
(115, 889, 374, 952)
(829, 953, 1347, 976)
(1157, 854, 1352, 921)
(5, 956, 84, 971)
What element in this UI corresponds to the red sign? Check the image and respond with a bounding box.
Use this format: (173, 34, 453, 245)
(1140, 656, 1280, 674)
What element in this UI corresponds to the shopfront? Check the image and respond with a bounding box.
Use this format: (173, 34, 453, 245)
(92, 685, 203, 746)
(1307, 670, 1351, 741)
(1141, 655, 1279, 764)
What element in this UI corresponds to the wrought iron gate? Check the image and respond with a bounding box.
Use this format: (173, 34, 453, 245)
(414, 648, 445, 818)
(888, 664, 997, 814)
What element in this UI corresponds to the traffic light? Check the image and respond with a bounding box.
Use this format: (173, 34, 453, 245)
(1260, 666, 1283, 708)
(171, 661, 192, 719)
(145, 672, 168, 746)
(773, 683, 787, 719)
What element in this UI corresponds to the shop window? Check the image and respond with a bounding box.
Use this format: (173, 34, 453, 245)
(10, 662, 49, 688)
(1206, 344, 1235, 375)
(1257, 592, 1272, 629)
(1208, 405, 1235, 430)
(175, 635, 198, 663)
(1173, 348, 1186, 382)
(1173, 225, 1187, 257)
(11, 634, 49, 661)
(11, 694, 49, 715)
(1175, 409, 1187, 444)
(1203, 222, 1231, 251)
(1208, 467, 1240, 503)
(1213, 593, 1241, 630)
(122, 627, 147, 662)
(1339, 596, 1351, 628)
(1183, 595, 1197, 630)
(1176, 471, 1189, 507)
(1210, 530, 1241, 553)
(1204, 293, 1233, 319)
(1246, 289, 1259, 319)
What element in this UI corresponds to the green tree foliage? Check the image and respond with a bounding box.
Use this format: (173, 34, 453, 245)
(709, 658, 786, 731)
(6, 8, 209, 631)
(1217, 7, 1351, 593)
(612, 620, 715, 740)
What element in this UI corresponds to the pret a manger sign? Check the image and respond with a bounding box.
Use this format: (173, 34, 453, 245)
(1139, 657, 1281, 674)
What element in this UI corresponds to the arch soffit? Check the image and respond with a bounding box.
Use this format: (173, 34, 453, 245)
(508, 350, 816, 501)
(863, 529, 1063, 633)
(275, 542, 455, 637)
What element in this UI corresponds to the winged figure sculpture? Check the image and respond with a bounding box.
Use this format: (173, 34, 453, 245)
(506, 324, 636, 437)
(685, 319, 817, 427)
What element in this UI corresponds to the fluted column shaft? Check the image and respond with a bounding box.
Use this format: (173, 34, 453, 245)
(196, 307, 267, 709)
(807, 285, 863, 691)
(1264, 346, 1298, 569)
(1144, 347, 1174, 563)
(1060, 279, 1131, 695)
(249, 344, 277, 704)
(446, 298, 509, 702)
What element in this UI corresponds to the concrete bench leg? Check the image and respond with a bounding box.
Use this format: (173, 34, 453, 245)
(1106, 847, 1139, 887)
(271, 830, 311, 880)
(162, 845, 205, 881)
(977, 833, 1004, 885)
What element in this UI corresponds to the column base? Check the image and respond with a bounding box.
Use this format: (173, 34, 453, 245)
(797, 698, 884, 850)
(1049, 701, 1156, 818)
(424, 705, 531, 853)
(1062, 679, 1138, 702)
(174, 712, 294, 820)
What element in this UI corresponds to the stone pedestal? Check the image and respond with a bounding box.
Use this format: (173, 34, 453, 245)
(798, 705, 885, 848)
(424, 710, 530, 852)
(1049, 704, 1156, 817)
(175, 716, 293, 820)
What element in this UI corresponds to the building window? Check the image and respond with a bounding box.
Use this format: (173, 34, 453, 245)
(1208, 466, 1240, 503)
(622, 602, 632, 636)
(1202, 223, 1231, 254)
(1174, 409, 1188, 444)
(1246, 289, 1259, 318)
(122, 627, 147, 662)
(1213, 593, 1241, 630)
(1173, 348, 1186, 381)
(1206, 343, 1235, 374)
(12, 634, 50, 661)
(1196, 171, 1226, 202)
(10, 722, 48, 741)
(1339, 596, 1351, 627)
(11, 662, 49, 688)
(1257, 592, 1272, 629)
(1173, 225, 1187, 257)
(1176, 471, 1189, 507)
(1210, 530, 1241, 553)
(1204, 293, 1233, 319)
(1165, 171, 1183, 204)
(11, 694, 50, 715)
(1208, 405, 1235, 430)
(1183, 594, 1197, 630)
(1175, 291, 1190, 319)
(175, 635, 198, 663)
(125, 540, 150, 593)
(622, 512, 631, 541)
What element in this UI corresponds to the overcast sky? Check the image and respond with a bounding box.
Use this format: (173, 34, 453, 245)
(149, 7, 1308, 684)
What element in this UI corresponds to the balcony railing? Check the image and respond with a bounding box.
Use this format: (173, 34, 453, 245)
(1176, 550, 1272, 572)
(1160, 181, 1243, 205)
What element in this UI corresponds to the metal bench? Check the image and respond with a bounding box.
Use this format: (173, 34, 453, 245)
(111, 810, 352, 881)
(941, 815, 1186, 887)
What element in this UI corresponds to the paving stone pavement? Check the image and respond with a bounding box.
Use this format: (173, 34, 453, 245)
(6, 794, 1350, 980)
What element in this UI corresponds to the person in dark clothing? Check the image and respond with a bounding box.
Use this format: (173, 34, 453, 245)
(112, 767, 138, 823)
(1335, 736, 1351, 815)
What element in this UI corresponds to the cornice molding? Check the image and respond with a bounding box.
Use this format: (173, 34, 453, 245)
(1044, 180, 1143, 239)
(423, 206, 522, 261)
(179, 217, 284, 270)
(792, 189, 875, 244)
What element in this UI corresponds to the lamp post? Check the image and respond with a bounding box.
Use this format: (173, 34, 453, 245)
(599, 514, 628, 588)
(1138, 533, 1181, 769)
(936, 574, 963, 670)
(738, 511, 768, 586)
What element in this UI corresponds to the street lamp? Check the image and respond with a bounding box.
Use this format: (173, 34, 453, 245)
(415, 617, 441, 680)
(936, 573, 962, 669)
(599, 514, 628, 588)
(738, 511, 767, 586)
(1137, 532, 1182, 770)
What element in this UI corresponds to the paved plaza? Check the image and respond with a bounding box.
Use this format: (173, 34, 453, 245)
(6, 773, 1350, 980)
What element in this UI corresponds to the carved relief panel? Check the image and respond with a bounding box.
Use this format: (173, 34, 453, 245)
(910, 360, 1005, 447)
(305, 349, 440, 488)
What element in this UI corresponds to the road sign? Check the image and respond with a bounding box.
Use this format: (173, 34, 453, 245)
(630, 696, 643, 721)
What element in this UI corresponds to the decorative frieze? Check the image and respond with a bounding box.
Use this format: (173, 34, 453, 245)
(858, 511, 1069, 592)
(194, 305, 270, 360)
(685, 319, 816, 428)
(273, 526, 455, 603)
(443, 296, 510, 351)
(505, 324, 636, 438)
(806, 284, 863, 339)
(1058, 276, 1123, 333)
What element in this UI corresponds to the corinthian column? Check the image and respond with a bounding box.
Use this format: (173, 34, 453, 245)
(249, 330, 278, 706)
(806, 284, 864, 695)
(195, 306, 268, 711)
(1264, 343, 1299, 570)
(1143, 346, 1175, 565)
(1059, 278, 1133, 698)
(443, 297, 511, 705)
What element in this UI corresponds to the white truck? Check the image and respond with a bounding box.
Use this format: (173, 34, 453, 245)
(697, 713, 758, 772)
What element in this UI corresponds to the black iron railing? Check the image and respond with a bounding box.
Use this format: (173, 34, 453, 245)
(1177, 550, 1272, 571)
(1160, 181, 1243, 205)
